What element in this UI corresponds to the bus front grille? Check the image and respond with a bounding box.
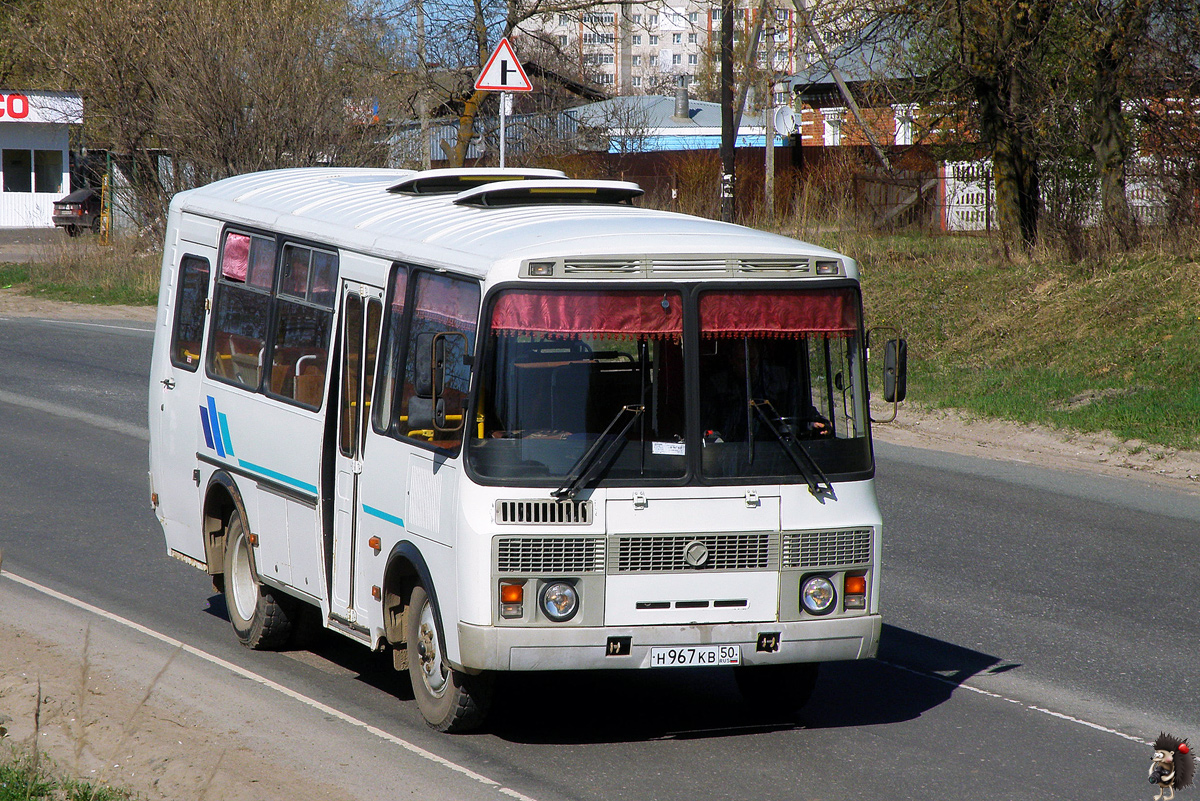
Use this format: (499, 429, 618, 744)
(609, 533, 776, 573)
(495, 499, 592, 525)
(496, 537, 606, 574)
(782, 529, 872, 568)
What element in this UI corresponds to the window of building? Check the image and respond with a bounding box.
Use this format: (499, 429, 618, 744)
(688, 53, 698, 64)
(558, 34, 568, 46)
(672, 32, 681, 43)
(33, 151, 62, 194)
(650, 34, 659, 44)
(672, 53, 682, 64)
(1, 150, 31, 193)
(558, 13, 572, 25)
(689, 11, 699, 22)
(688, 32, 697, 43)
(711, 8, 721, 21)
(649, 54, 658, 66)
(648, 13, 658, 26)
(632, 54, 642, 65)
(633, 34, 642, 44)
(823, 107, 845, 146)
(632, 76, 643, 87)
(633, 13, 642, 23)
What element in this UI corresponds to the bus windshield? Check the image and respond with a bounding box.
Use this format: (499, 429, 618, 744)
(697, 288, 870, 481)
(470, 288, 686, 482)
(468, 285, 871, 485)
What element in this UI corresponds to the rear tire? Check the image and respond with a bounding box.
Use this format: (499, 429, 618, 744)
(222, 510, 294, 650)
(406, 584, 492, 732)
(734, 662, 819, 712)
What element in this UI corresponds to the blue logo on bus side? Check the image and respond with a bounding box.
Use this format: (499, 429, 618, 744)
(199, 395, 236, 458)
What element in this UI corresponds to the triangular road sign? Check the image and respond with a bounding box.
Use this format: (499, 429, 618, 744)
(475, 38, 533, 92)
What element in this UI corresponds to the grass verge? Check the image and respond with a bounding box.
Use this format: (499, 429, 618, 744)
(0, 236, 160, 306)
(0, 757, 132, 801)
(822, 227, 1200, 452)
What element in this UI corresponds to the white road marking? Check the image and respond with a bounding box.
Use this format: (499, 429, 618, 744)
(43, 319, 155, 335)
(0, 389, 149, 441)
(881, 659, 1151, 745)
(0, 570, 540, 801)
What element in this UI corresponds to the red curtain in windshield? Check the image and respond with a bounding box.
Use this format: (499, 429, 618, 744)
(700, 288, 858, 338)
(490, 290, 683, 340)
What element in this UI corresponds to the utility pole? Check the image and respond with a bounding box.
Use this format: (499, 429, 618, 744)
(417, 0, 431, 170)
(719, 0, 736, 222)
(763, 15, 775, 223)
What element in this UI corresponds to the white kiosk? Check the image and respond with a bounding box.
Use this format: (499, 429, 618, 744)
(0, 90, 84, 228)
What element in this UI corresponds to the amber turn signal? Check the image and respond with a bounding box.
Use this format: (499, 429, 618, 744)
(844, 575, 866, 595)
(500, 583, 524, 604)
(368, 536, 381, 551)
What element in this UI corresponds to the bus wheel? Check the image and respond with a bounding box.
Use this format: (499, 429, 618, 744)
(222, 510, 294, 650)
(734, 662, 819, 712)
(405, 584, 492, 732)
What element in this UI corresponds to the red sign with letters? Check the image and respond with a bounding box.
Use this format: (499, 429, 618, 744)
(0, 93, 30, 119)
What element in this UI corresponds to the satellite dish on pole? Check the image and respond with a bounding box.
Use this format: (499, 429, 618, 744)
(773, 106, 797, 136)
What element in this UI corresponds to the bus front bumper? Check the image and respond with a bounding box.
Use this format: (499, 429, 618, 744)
(456, 614, 881, 672)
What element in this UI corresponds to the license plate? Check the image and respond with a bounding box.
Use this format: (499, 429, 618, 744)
(648, 645, 741, 667)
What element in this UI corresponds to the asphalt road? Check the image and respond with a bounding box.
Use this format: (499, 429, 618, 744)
(2, 311, 1197, 800)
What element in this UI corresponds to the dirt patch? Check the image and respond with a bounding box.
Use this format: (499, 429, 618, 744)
(0, 287, 156, 323)
(873, 404, 1200, 493)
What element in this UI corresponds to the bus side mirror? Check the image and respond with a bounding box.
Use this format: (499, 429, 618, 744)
(411, 331, 468, 432)
(883, 339, 907, 403)
(414, 332, 436, 399)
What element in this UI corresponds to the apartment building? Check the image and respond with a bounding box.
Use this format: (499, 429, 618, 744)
(518, 2, 804, 97)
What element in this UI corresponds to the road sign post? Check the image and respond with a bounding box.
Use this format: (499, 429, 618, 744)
(475, 38, 533, 168)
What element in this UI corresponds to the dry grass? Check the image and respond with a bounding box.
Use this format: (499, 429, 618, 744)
(0, 235, 161, 307)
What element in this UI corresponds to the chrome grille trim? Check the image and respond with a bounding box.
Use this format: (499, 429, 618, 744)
(782, 529, 872, 568)
(495, 499, 592, 525)
(556, 255, 818, 278)
(496, 537, 606, 574)
(608, 533, 777, 573)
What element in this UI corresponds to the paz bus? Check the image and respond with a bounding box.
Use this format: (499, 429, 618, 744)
(148, 167, 906, 732)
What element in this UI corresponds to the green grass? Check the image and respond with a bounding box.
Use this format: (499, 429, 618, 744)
(0, 760, 132, 801)
(825, 228, 1200, 451)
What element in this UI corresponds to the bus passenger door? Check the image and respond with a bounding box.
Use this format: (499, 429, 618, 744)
(330, 284, 382, 623)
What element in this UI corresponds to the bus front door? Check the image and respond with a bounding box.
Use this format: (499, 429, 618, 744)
(330, 284, 382, 624)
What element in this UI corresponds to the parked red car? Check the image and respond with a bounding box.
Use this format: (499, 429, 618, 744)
(52, 188, 101, 236)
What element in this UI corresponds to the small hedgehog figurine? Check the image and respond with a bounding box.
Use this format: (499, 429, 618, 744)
(1150, 732, 1195, 800)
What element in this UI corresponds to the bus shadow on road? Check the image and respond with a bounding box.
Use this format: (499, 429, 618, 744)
(203, 594, 1014, 744)
(487, 624, 1017, 744)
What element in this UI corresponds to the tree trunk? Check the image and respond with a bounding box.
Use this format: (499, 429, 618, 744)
(1090, 40, 1137, 247)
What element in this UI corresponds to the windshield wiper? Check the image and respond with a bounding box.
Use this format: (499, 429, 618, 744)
(552, 404, 645, 500)
(750, 399, 836, 501)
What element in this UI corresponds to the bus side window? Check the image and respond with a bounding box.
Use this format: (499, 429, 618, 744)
(208, 231, 275, 390)
(268, 244, 337, 409)
(399, 272, 480, 448)
(372, 265, 409, 434)
(170, 255, 210, 371)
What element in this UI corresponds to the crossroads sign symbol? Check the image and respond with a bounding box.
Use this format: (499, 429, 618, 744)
(474, 38, 533, 92)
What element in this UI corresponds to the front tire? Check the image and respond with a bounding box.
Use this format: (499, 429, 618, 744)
(222, 510, 294, 650)
(406, 584, 492, 732)
(734, 662, 819, 712)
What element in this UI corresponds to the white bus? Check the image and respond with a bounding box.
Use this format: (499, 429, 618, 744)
(148, 167, 906, 732)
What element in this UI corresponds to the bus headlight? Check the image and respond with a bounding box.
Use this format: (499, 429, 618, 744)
(539, 581, 579, 622)
(800, 575, 836, 615)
